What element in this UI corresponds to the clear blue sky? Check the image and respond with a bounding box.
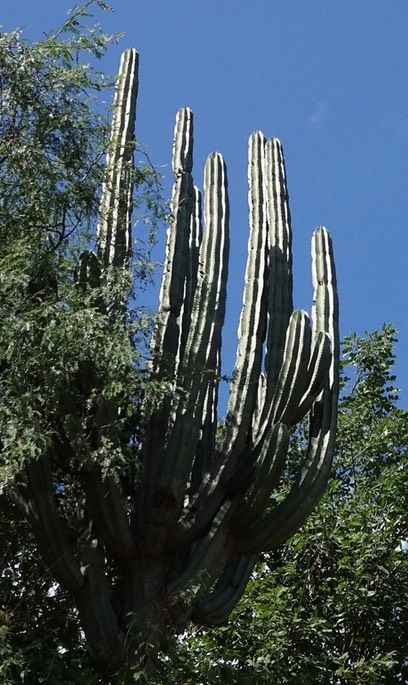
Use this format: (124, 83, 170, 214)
(3, 1, 408, 404)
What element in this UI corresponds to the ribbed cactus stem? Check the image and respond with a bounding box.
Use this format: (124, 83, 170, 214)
(172, 106, 194, 174)
(291, 330, 331, 424)
(263, 137, 293, 382)
(135, 109, 200, 544)
(221, 132, 269, 456)
(74, 249, 101, 291)
(155, 152, 229, 509)
(150, 108, 195, 376)
(167, 499, 233, 603)
(192, 556, 257, 626)
(97, 48, 139, 268)
(230, 422, 289, 532)
(269, 310, 312, 424)
(177, 185, 202, 366)
(179, 153, 229, 384)
(232, 226, 339, 554)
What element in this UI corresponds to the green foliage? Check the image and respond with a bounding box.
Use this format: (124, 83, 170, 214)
(0, 0, 164, 260)
(0, 6, 110, 251)
(0, 3, 164, 485)
(0, 278, 143, 485)
(162, 324, 408, 684)
(0, 494, 95, 683)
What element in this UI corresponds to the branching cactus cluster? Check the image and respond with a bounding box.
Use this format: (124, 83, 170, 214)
(15, 49, 339, 682)
(141, 105, 339, 627)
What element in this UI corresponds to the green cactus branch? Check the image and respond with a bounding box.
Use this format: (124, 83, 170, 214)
(150, 108, 195, 375)
(97, 48, 139, 269)
(192, 555, 258, 626)
(220, 131, 270, 457)
(22, 456, 83, 594)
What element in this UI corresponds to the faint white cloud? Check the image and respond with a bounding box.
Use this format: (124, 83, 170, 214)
(308, 101, 326, 127)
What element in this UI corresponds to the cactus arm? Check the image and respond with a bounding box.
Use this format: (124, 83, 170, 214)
(155, 153, 229, 514)
(80, 468, 136, 561)
(258, 316, 331, 434)
(189, 372, 219, 495)
(135, 110, 196, 538)
(264, 137, 293, 380)
(237, 389, 335, 554)
(167, 500, 234, 609)
(135, 151, 229, 544)
(268, 310, 312, 425)
(169, 310, 333, 555)
(221, 132, 269, 455)
(310, 227, 339, 419)
(291, 330, 331, 424)
(97, 49, 139, 268)
(312, 228, 338, 351)
(179, 152, 229, 386)
(172, 106, 194, 174)
(230, 422, 289, 532)
(192, 555, 257, 626)
(178, 185, 202, 365)
(234, 227, 339, 554)
(150, 173, 194, 367)
(253, 138, 293, 435)
(150, 108, 195, 375)
(167, 468, 227, 550)
(167, 411, 282, 547)
(74, 249, 101, 291)
(23, 457, 84, 593)
(75, 541, 125, 675)
(167, 319, 317, 545)
(224, 432, 266, 497)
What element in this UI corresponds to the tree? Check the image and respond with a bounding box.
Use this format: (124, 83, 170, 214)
(164, 324, 408, 684)
(0, 4, 339, 683)
(0, 5, 159, 683)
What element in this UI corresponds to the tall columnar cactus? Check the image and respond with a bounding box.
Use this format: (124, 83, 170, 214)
(75, 48, 139, 295)
(14, 49, 339, 683)
(137, 107, 339, 629)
